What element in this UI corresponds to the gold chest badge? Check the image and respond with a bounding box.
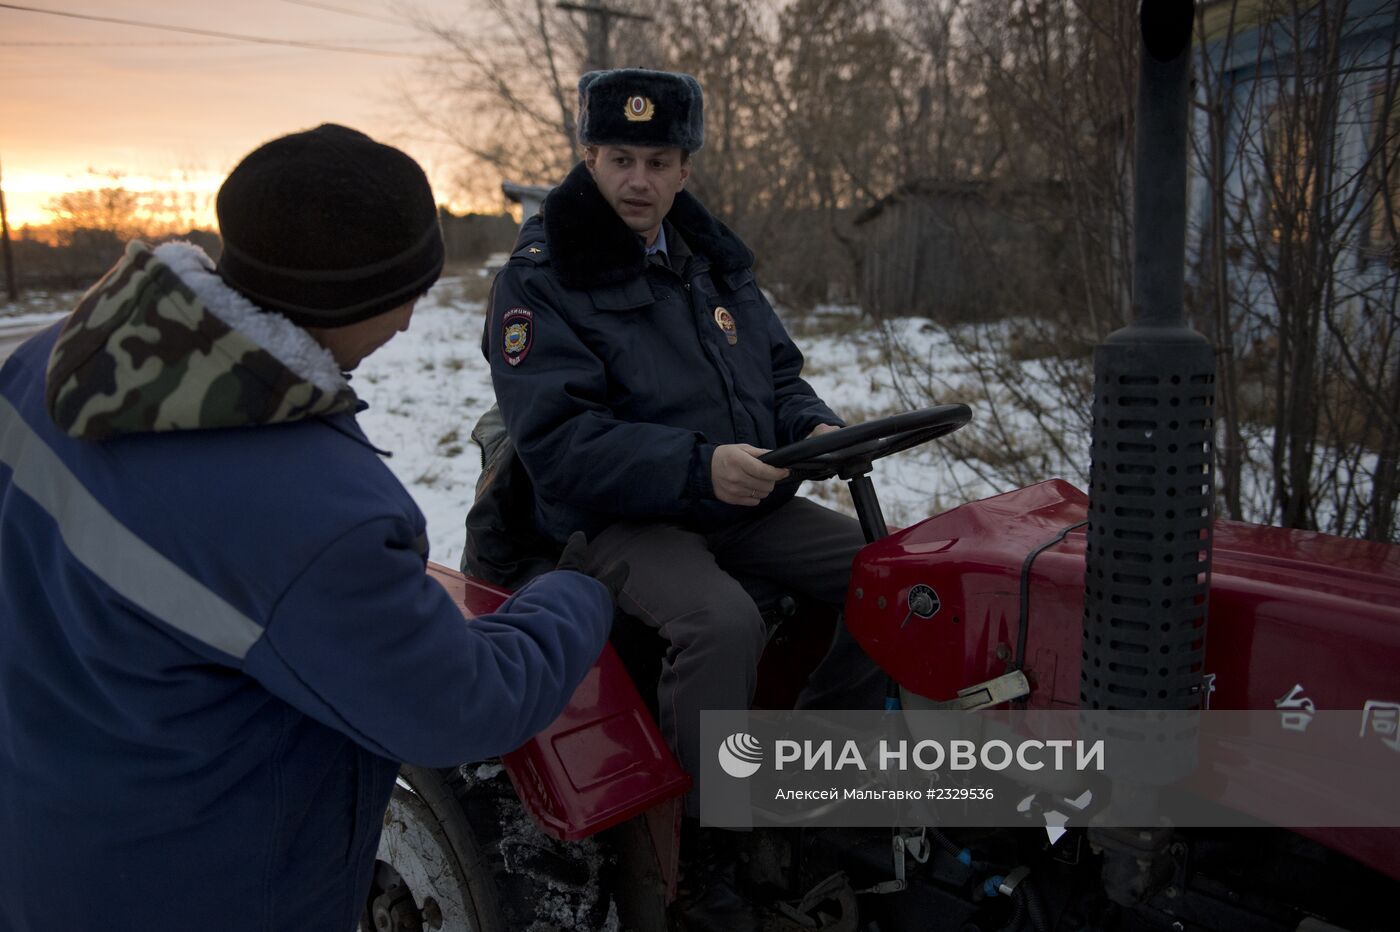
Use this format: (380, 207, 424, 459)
(714, 306, 738, 345)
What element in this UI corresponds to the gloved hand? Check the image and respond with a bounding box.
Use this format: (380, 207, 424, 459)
(556, 531, 629, 608)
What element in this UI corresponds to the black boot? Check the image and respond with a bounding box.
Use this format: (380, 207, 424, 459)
(672, 826, 761, 932)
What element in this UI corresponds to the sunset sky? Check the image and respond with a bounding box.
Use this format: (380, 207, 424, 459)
(0, 0, 481, 229)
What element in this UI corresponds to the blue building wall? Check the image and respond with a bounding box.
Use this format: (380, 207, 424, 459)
(1188, 0, 1398, 337)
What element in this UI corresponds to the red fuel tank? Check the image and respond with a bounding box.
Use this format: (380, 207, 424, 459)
(428, 563, 691, 841)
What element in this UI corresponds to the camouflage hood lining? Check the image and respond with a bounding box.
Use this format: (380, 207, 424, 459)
(153, 242, 346, 397)
(44, 241, 360, 440)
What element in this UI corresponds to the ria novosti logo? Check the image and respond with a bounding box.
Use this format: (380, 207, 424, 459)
(716, 734, 1106, 778)
(717, 733, 764, 778)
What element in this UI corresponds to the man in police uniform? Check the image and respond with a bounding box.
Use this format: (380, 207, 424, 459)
(484, 69, 881, 928)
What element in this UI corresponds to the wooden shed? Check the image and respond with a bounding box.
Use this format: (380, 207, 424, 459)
(853, 179, 1070, 320)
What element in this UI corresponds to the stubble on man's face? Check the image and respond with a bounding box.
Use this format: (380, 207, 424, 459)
(304, 300, 416, 371)
(586, 145, 689, 245)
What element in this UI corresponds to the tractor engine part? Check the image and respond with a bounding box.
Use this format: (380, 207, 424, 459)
(1090, 825, 1178, 908)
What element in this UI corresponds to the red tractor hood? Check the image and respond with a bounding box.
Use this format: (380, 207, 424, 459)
(844, 479, 1400, 881)
(844, 478, 1400, 712)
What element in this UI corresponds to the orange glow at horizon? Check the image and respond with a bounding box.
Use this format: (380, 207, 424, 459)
(2, 169, 223, 231)
(2, 170, 504, 235)
(0, 0, 507, 236)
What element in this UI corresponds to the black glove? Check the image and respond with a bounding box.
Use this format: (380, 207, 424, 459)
(555, 531, 629, 607)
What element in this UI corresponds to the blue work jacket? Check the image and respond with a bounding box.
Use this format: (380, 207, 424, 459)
(0, 244, 611, 932)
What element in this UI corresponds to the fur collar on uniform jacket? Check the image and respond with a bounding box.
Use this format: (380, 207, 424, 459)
(542, 160, 755, 290)
(45, 240, 356, 440)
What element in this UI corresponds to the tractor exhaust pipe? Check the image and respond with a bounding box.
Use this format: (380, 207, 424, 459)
(1083, 0, 1212, 716)
(1082, 0, 1214, 903)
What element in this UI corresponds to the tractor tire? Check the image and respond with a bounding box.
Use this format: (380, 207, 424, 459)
(601, 814, 671, 932)
(448, 761, 615, 930)
(367, 763, 670, 932)
(364, 764, 506, 932)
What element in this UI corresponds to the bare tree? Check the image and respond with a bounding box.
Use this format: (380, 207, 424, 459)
(1191, 0, 1400, 540)
(44, 182, 143, 248)
(652, 0, 790, 232)
(870, 0, 1136, 494)
(405, 0, 660, 207)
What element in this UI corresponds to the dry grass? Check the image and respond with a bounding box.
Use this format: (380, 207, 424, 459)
(452, 271, 495, 305)
(781, 307, 868, 341)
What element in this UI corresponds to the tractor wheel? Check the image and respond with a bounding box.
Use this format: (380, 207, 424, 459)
(367, 763, 670, 932)
(601, 814, 671, 932)
(362, 764, 506, 932)
(447, 761, 613, 930)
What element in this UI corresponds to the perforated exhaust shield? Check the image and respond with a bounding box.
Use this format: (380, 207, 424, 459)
(1080, 0, 1214, 718)
(1082, 336, 1214, 711)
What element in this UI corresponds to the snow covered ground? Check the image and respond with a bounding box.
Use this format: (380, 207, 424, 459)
(351, 275, 1036, 570)
(1, 273, 1068, 571)
(14, 247, 1391, 548)
(0, 298, 70, 363)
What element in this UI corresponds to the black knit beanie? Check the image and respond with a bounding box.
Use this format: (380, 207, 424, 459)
(215, 124, 444, 328)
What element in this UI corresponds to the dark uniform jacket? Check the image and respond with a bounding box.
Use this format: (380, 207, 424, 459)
(485, 161, 841, 544)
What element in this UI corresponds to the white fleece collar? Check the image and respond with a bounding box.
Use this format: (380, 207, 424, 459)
(152, 241, 347, 396)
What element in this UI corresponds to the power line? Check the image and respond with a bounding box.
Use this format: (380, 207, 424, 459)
(0, 2, 422, 59)
(0, 37, 421, 48)
(279, 0, 412, 29)
(0, 39, 238, 47)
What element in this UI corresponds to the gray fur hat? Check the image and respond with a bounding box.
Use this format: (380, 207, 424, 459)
(577, 68, 704, 152)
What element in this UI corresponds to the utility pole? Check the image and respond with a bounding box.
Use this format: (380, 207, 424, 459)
(556, 2, 651, 73)
(0, 155, 16, 301)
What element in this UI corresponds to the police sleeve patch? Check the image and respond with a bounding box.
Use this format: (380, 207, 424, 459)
(502, 308, 534, 366)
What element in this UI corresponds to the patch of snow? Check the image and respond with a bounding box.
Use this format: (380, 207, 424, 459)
(0, 310, 70, 329)
(492, 792, 607, 930)
(0, 288, 86, 321)
(353, 277, 495, 569)
(599, 896, 621, 932)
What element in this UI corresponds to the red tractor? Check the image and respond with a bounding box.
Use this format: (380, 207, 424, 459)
(360, 3, 1400, 930)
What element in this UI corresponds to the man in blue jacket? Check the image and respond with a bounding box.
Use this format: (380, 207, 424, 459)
(485, 70, 881, 929)
(0, 125, 618, 932)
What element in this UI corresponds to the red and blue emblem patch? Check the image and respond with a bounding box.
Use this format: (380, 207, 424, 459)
(502, 307, 533, 367)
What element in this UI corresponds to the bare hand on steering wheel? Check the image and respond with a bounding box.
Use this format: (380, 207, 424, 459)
(760, 405, 972, 482)
(711, 444, 790, 505)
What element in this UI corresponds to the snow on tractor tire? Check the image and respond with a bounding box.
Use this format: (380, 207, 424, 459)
(363, 763, 665, 932)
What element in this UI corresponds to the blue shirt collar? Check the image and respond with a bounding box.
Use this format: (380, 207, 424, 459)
(645, 224, 668, 260)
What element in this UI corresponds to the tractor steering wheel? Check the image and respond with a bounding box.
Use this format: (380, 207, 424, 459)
(760, 404, 972, 482)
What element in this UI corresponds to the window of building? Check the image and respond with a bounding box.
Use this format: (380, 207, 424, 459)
(1260, 93, 1319, 245)
(1365, 81, 1399, 265)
